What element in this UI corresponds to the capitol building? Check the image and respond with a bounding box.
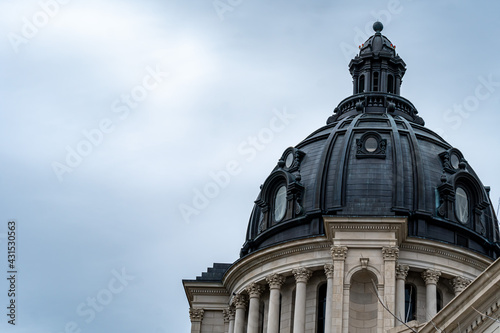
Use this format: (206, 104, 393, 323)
(183, 22, 500, 333)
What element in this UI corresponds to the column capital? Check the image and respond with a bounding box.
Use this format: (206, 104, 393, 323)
(451, 276, 471, 294)
(395, 264, 409, 280)
(245, 282, 264, 299)
(223, 307, 235, 323)
(382, 246, 399, 260)
(422, 269, 441, 285)
(266, 273, 285, 290)
(292, 267, 312, 283)
(330, 245, 348, 260)
(324, 264, 334, 278)
(189, 308, 205, 322)
(232, 293, 248, 309)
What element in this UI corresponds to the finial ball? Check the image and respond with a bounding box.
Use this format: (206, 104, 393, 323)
(373, 21, 383, 33)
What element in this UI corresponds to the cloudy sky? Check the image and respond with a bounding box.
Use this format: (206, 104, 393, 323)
(1, 0, 500, 332)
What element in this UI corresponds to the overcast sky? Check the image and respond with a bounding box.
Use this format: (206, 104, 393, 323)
(1, 0, 500, 332)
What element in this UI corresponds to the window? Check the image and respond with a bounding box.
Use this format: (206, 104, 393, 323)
(436, 289, 443, 313)
(273, 185, 287, 222)
(455, 186, 469, 224)
(404, 284, 416, 322)
(359, 75, 365, 93)
(387, 74, 394, 93)
(373, 72, 379, 91)
(317, 284, 327, 333)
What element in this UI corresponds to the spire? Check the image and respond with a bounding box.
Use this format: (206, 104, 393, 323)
(349, 22, 406, 95)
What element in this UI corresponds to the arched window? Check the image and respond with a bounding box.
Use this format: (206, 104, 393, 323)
(359, 75, 365, 93)
(404, 284, 417, 322)
(272, 184, 287, 225)
(317, 283, 327, 333)
(387, 74, 394, 93)
(455, 186, 470, 224)
(373, 72, 379, 91)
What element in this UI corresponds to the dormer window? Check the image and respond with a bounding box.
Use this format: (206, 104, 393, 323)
(455, 186, 469, 224)
(273, 185, 287, 223)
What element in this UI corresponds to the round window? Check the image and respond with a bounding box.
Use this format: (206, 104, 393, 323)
(450, 153, 460, 169)
(285, 153, 294, 168)
(455, 187, 469, 224)
(365, 137, 378, 152)
(274, 185, 287, 222)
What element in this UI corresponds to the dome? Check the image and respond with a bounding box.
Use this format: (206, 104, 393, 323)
(241, 24, 500, 259)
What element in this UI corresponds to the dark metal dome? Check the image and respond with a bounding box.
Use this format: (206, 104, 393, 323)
(240, 25, 500, 259)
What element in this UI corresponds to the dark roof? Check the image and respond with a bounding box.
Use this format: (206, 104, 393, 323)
(195, 263, 232, 282)
(240, 23, 500, 260)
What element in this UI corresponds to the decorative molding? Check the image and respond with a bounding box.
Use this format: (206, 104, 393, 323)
(451, 276, 471, 294)
(324, 264, 334, 278)
(399, 242, 490, 270)
(245, 282, 264, 298)
(463, 299, 500, 332)
(232, 294, 248, 309)
(292, 267, 312, 283)
(395, 264, 409, 280)
(266, 273, 285, 289)
(330, 246, 348, 260)
(189, 308, 205, 322)
(360, 258, 369, 269)
(382, 246, 399, 260)
(223, 307, 235, 322)
(422, 269, 441, 285)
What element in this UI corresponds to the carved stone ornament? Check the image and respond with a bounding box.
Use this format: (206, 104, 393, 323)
(395, 264, 409, 280)
(245, 282, 264, 298)
(360, 257, 369, 269)
(232, 294, 248, 309)
(266, 273, 285, 289)
(324, 264, 334, 278)
(292, 267, 312, 283)
(222, 308, 230, 323)
(189, 308, 205, 322)
(382, 246, 399, 260)
(330, 246, 348, 260)
(451, 276, 471, 294)
(356, 131, 387, 159)
(422, 269, 441, 285)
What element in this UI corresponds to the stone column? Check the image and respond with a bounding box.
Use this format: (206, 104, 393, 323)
(451, 276, 471, 296)
(224, 307, 235, 333)
(422, 269, 441, 320)
(246, 283, 264, 333)
(189, 308, 204, 333)
(266, 273, 285, 333)
(382, 247, 399, 330)
(292, 267, 312, 333)
(324, 264, 334, 333)
(233, 294, 248, 333)
(395, 264, 409, 324)
(330, 246, 348, 333)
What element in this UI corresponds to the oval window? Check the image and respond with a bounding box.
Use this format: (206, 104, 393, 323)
(365, 137, 378, 152)
(455, 187, 469, 224)
(450, 153, 460, 169)
(274, 186, 287, 222)
(285, 153, 294, 168)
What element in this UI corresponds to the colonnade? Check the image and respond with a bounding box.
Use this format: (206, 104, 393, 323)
(189, 246, 473, 333)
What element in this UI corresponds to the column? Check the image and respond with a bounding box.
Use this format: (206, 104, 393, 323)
(266, 273, 285, 333)
(223, 307, 235, 333)
(382, 247, 399, 330)
(292, 267, 312, 333)
(324, 264, 334, 333)
(189, 308, 204, 333)
(451, 276, 471, 296)
(395, 264, 409, 324)
(246, 283, 264, 333)
(330, 246, 348, 333)
(233, 294, 248, 333)
(422, 269, 441, 320)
